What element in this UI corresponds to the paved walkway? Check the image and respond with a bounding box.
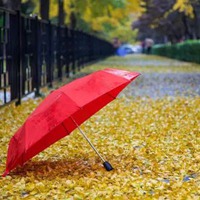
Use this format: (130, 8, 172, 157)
(2, 54, 199, 103)
(94, 54, 200, 99)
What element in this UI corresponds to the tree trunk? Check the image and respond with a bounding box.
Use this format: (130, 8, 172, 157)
(181, 13, 193, 39)
(193, 5, 200, 39)
(5, 0, 21, 10)
(40, 0, 49, 20)
(0, 0, 5, 7)
(58, 0, 65, 25)
(70, 12, 76, 29)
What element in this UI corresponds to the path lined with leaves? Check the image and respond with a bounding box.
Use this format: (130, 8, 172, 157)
(0, 55, 199, 199)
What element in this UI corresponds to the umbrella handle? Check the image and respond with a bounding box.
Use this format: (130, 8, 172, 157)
(70, 117, 113, 171)
(103, 161, 113, 171)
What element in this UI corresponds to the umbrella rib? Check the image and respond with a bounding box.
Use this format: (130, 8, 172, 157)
(70, 116, 106, 163)
(106, 92, 116, 100)
(57, 90, 82, 109)
(61, 122, 70, 135)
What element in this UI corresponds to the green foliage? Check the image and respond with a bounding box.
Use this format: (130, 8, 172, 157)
(20, 0, 141, 42)
(75, 0, 140, 41)
(152, 40, 200, 64)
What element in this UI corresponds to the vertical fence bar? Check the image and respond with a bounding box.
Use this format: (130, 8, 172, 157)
(57, 25, 62, 80)
(47, 20, 53, 87)
(15, 10, 22, 105)
(65, 27, 70, 77)
(51, 25, 57, 81)
(32, 16, 41, 97)
(60, 26, 66, 78)
(71, 29, 75, 74)
(9, 12, 17, 103)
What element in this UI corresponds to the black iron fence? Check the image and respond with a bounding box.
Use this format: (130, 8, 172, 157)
(0, 8, 114, 107)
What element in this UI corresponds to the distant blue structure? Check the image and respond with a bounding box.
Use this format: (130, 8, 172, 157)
(116, 44, 137, 56)
(116, 47, 127, 56)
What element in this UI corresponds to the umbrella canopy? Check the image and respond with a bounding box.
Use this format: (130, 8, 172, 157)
(3, 68, 140, 176)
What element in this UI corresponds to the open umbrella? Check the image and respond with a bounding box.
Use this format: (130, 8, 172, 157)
(3, 68, 140, 176)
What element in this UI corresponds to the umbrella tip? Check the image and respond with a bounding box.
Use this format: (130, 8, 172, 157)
(103, 161, 113, 171)
(2, 170, 9, 177)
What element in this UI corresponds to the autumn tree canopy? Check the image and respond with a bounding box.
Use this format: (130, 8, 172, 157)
(133, 0, 200, 43)
(1, 0, 200, 43)
(19, 0, 142, 42)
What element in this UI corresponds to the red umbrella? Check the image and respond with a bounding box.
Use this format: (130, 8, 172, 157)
(3, 68, 140, 176)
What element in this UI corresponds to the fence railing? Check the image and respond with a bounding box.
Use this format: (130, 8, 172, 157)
(0, 7, 115, 107)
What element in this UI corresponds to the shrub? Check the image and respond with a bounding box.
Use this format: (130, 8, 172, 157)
(152, 40, 200, 64)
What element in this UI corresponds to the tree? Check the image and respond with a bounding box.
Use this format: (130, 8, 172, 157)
(192, 2, 200, 38)
(0, 0, 21, 10)
(173, 0, 194, 17)
(0, 0, 5, 7)
(133, 0, 174, 43)
(58, 0, 65, 25)
(40, 0, 49, 20)
(21, 0, 35, 15)
(133, 0, 200, 43)
(19, 0, 142, 42)
(69, 10, 76, 29)
(65, 0, 141, 41)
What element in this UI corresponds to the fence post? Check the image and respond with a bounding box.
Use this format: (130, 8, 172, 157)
(47, 20, 53, 87)
(32, 16, 41, 97)
(65, 27, 70, 77)
(72, 29, 76, 74)
(15, 10, 22, 106)
(57, 26, 62, 80)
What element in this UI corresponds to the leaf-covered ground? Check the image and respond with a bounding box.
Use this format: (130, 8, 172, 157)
(0, 55, 200, 199)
